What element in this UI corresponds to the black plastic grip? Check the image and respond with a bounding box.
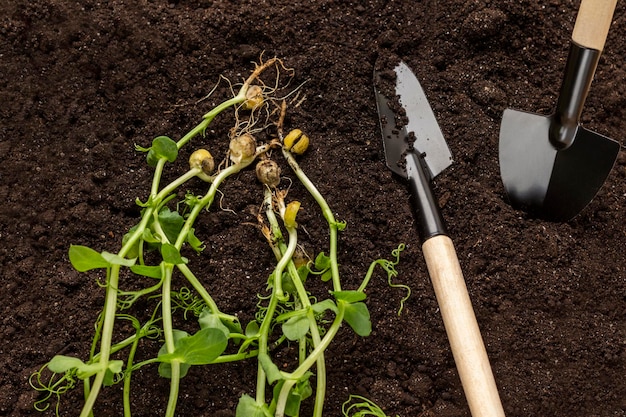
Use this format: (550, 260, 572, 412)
(405, 151, 448, 241)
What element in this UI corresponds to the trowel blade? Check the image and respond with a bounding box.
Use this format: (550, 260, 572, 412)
(375, 61, 453, 179)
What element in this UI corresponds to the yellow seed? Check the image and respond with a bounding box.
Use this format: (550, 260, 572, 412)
(284, 201, 301, 229)
(189, 149, 215, 177)
(242, 85, 264, 110)
(283, 129, 309, 155)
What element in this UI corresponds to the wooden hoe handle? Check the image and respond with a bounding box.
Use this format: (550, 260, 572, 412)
(422, 235, 506, 417)
(572, 0, 618, 51)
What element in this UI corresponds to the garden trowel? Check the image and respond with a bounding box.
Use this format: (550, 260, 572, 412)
(374, 61, 506, 417)
(499, 0, 621, 221)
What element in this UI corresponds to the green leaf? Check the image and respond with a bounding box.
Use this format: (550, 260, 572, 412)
(102, 360, 124, 387)
(121, 225, 141, 258)
(342, 301, 372, 336)
(75, 363, 104, 379)
(281, 314, 309, 341)
(296, 264, 310, 282)
(342, 395, 395, 417)
(146, 148, 159, 167)
(68, 245, 110, 272)
(271, 373, 313, 417)
(142, 228, 160, 243)
(245, 321, 260, 337)
(159, 328, 228, 365)
(321, 269, 333, 282)
(258, 353, 283, 384)
(101, 251, 137, 267)
(130, 264, 163, 279)
(152, 136, 178, 162)
(198, 310, 230, 337)
(332, 290, 367, 303)
(281, 271, 297, 295)
(48, 355, 85, 373)
(187, 228, 205, 253)
(158, 207, 185, 244)
(222, 317, 244, 335)
(236, 394, 272, 417)
(281, 374, 313, 417)
(311, 299, 338, 315)
(158, 330, 191, 379)
(160, 243, 187, 265)
(103, 369, 116, 387)
(314, 252, 331, 270)
(108, 360, 123, 374)
(158, 361, 191, 379)
(48, 356, 124, 382)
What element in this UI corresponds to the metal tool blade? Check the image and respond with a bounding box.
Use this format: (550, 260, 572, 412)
(500, 107, 620, 221)
(499, 109, 557, 209)
(374, 61, 453, 179)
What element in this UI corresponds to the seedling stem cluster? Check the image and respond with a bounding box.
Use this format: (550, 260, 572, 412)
(30, 58, 407, 417)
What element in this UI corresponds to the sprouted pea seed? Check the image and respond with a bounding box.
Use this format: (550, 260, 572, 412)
(283, 129, 310, 155)
(242, 85, 264, 110)
(229, 134, 257, 165)
(189, 149, 215, 178)
(256, 159, 281, 188)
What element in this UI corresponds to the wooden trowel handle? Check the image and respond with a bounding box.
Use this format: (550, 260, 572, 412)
(572, 0, 617, 51)
(422, 235, 506, 417)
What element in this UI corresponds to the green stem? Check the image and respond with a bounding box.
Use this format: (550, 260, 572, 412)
(125, 168, 202, 261)
(161, 264, 182, 417)
(273, 224, 297, 301)
(79, 266, 121, 417)
(150, 92, 247, 196)
(211, 350, 259, 364)
(255, 290, 280, 405)
(171, 160, 258, 321)
(275, 229, 328, 407)
(75, 76, 260, 416)
(263, 187, 327, 417)
(284, 302, 345, 381)
(309, 308, 326, 417)
(89, 327, 160, 364)
(79, 166, 200, 416)
(283, 149, 342, 292)
(275, 378, 297, 417)
(122, 337, 140, 417)
(263, 189, 287, 299)
(150, 158, 168, 197)
(255, 192, 288, 405)
(357, 259, 382, 293)
(175, 264, 222, 314)
(175, 159, 257, 250)
(275, 304, 345, 417)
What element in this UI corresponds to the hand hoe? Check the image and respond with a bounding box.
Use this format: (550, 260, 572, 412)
(499, 0, 621, 221)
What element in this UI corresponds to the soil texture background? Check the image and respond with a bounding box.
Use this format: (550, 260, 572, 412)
(1, 0, 626, 416)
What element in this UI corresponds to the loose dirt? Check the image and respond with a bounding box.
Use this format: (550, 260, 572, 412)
(1, 1, 625, 416)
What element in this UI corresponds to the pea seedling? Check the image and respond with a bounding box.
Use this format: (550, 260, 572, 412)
(30, 59, 409, 417)
(229, 102, 408, 417)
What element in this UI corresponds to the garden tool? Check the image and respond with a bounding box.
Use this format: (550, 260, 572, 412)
(499, 0, 621, 221)
(374, 61, 506, 417)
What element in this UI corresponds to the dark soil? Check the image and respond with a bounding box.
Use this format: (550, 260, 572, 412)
(2, 1, 625, 416)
